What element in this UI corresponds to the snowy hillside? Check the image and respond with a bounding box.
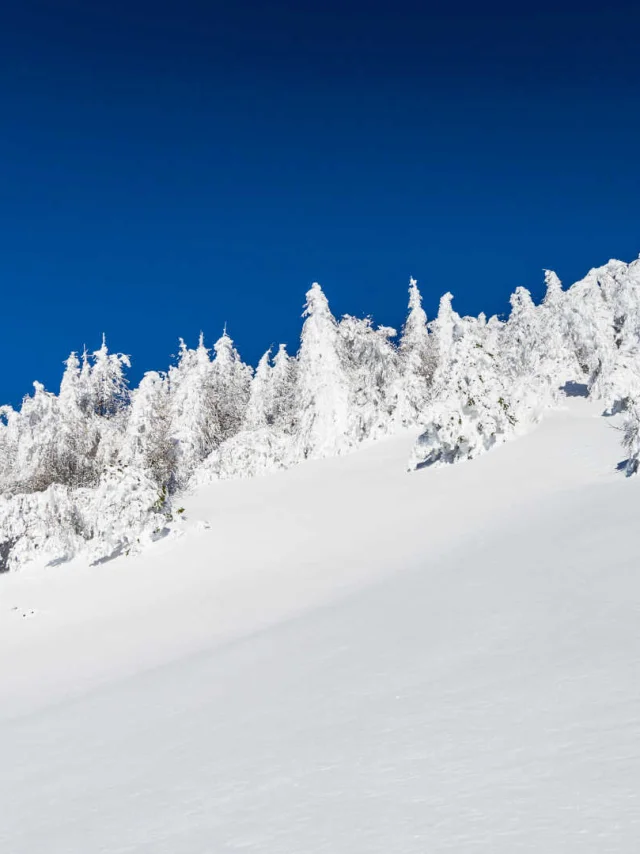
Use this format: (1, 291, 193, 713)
(1, 396, 640, 852)
(3, 256, 640, 569)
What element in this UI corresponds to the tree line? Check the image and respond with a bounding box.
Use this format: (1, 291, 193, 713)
(2, 256, 640, 569)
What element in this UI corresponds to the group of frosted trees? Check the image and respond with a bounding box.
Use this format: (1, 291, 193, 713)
(2, 255, 640, 569)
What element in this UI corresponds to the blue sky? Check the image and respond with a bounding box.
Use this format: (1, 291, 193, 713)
(1, 0, 639, 404)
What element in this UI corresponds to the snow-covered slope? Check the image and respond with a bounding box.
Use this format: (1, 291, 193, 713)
(1, 398, 640, 852)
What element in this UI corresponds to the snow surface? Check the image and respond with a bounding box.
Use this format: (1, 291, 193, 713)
(1, 398, 640, 852)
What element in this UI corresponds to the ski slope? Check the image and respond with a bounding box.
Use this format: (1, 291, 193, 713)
(1, 398, 640, 852)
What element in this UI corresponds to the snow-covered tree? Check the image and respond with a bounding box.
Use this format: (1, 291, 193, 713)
(124, 371, 175, 491)
(168, 335, 216, 487)
(243, 343, 297, 435)
(87, 336, 130, 419)
(209, 329, 252, 444)
(539, 270, 582, 391)
(429, 291, 459, 386)
(502, 286, 539, 378)
(396, 278, 434, 425)
(542, 269, 563, 307)
(0, 467, 169, 571)
(167, 331, 252, 487)
(500, 286, 553, 417)
(565, 265, 617, 398)
(582, 260, 640, 411)
(270, 344, 298, 433)
(244, 349, 273, 432)
(410, 309, 515, 468)
(339, 314, 399, 441)
(295, 283, 350, 459)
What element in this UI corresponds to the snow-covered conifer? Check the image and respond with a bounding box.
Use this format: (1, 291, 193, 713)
(396, 277, 434, 425)
(209, 330, 253, 444)
(538, 271, 582, 392)
(124, 371, 175, 491)
(270, 344, 298, 433)
(295, 283, 350, 459)
(429, 292, 459, 387)
(244, 349, 272, 432)
(168, 335, 215, 487)
(339, 314, 399, 441)
(500, 286, 556, 416)
(565, 266, 617, 398)
(502, 287, 539, 380)
(411, 306, 516, 468)
(542, 269, 563, 307)
(88, 336, 130, 419)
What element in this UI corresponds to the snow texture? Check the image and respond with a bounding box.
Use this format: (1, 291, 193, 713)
(0, 398, 639, 852)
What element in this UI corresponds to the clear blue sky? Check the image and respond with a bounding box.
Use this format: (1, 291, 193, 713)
(1, 0, 639, 404)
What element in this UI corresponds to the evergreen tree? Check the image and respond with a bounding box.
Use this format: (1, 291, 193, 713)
(124, 371, 176, 491)
(169, 335, 216, 487)
(295, 283, 350, 459)
(209, 329, 253, 443)
(542, 269, 563, 307)
(501, 286, 543, 409)
(429, 292, 459, 389)
(88, 336, 130, 419)
(339, 314, 399, 441)
(244, 349, 273, 432)
(270, 344, 298, 433)
(396, 277, 434, 425)
(539, 270, 582, 391)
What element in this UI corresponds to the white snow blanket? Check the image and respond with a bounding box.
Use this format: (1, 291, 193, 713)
(1, 398, 639, 852)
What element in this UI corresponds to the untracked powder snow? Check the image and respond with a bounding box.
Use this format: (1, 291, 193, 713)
(1, 397, 639, 852)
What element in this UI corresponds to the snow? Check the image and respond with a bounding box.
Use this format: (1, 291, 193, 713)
(1, 398, 640, 852)
(5, 257, 640, 570)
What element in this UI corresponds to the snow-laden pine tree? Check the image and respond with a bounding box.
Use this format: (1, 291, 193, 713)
(395, 278, 434, 426)
(0, 340, 130, 496)
(565, 264, 617, 399)
(0, 340, 167, 570)
(539, 270, 582, 391)
(410, 306, 515, 468)
(168, 335, 215, 488)
(0, 382, 66, 494)
(88, 336, 131, 419)
(578, 259, 640, 412)
(201, 343, 296, 483)
(500, 286, 552, 417)
(339, 314, 399, 442)
(429, 291, 458, 383)
(124, 371, 175, 492)
(243, 349, 273, 432)
(88, 339, 131, 474)
(209, 330, 253, 444)
(270, 344, 298, 434)
(241, 343, 298, 435)
(295, 283, 350, 459)
(54, 351, 103, 488)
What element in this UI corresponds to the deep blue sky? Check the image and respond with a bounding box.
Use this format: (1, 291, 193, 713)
(1, 0, 640, 404)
